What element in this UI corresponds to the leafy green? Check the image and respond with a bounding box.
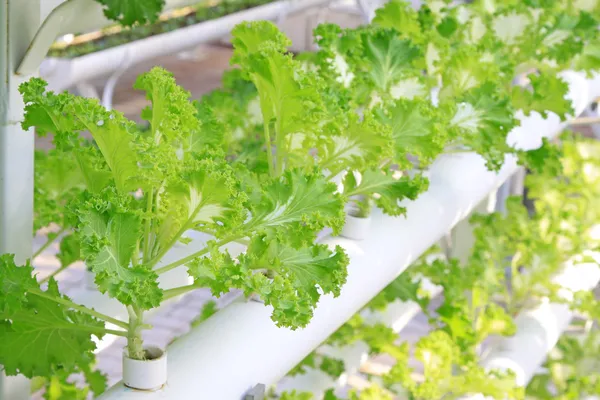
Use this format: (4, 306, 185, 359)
(96, 0, 165, 26)
(447, 83, 518, 170)
(511, 73, 574, 121)
(0, 255, 103, 379)
(342, 169, 428, 217)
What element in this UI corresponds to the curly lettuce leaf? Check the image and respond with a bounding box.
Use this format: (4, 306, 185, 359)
(356, 28, 423, 95)
(0, 255, 102, 378)
(447, 83, 518, 170)
(189, 237, 348, 329)
(134, 67, 202, 145)
(243, 169, 346, 243)
(317, 112, 393, 177)
(511, 73, 574, 121)
(518, 137, 563, 176)
(20, 79, 142, 193)
(34, 149, 85, 232)
(241, 236, 348, 328)
(96, 0, 165, 26)
(155, 158, 245, 255)
(77, 191, 161, 310)
(343, 169, 428, 217)
(372, 0, 424, 42)
(232, 22, 324, 174)
(375, 98, 447, 168)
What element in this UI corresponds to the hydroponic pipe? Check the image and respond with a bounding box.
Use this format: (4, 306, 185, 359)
(276, 278, 442, 396)
(97, 71, 597, 400)
(40, 0, 336, 92)
(460, 256, 600, 400)
(96, 70, 596, 400)
(40, 0, 204, 31)
(276, 199, 497, 395)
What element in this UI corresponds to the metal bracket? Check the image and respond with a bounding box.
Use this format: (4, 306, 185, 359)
(17, 0, 101, 76)
(244, 384, 266, 400)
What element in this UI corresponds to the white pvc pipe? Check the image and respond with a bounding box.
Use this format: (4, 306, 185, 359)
(98, 150, 518, 400)
(276, 277, 442, 395)
(41, 0, 217, 34)
(97, 71, 600, 400)
(461, 255, 600, 400)
(40, 0, 335, 91)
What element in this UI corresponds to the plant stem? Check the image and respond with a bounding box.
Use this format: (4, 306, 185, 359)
(263, 122, 275, 176)
(148, 223, 192, 268)
(105, 328, 129, 337)
(39, 263, 71, 284)
(32, 227, 67, 259)
(162, 283, 202, 301)
(275, 118, 284, 176)
(127, 306, 146, 360)
(154, 235, 240, 275)
(142, 189, 154, 263)
(29, 289, 130, 330)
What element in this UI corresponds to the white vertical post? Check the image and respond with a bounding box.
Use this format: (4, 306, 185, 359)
(0, 0, 41, 398)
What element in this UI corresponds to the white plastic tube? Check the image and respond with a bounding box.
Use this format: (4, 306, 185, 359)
(461, 255, 600, 400)
(97, 149, 519, 400)
(40, 0, 335, 91)
(96, 71, 600, 400)
(276, 278, 442, 395)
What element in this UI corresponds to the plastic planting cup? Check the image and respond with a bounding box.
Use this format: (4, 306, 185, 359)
(123, 346, 167, 391)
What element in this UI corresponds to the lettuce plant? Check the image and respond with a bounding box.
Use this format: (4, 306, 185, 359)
(0, 67, 350, 390)
(275, 133, 600, 400)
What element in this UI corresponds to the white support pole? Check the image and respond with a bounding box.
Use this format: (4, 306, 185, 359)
(0, 1, 41, 399)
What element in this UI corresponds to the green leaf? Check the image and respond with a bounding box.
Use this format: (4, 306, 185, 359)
(96, 0, 165, 26)
(372, 0, 424, 42)
(343, 169, 428, 216)
(191, 300, 219, 328)
(244, 169, 346, 243)
(78, 195, 162, 310)
(357, 28, 422, 94)
(232, 22, 323, 173)
(241, 237, 348, 328)
(155, 158, 245, 256)
(189, 236, 348, 329)
(0, 256, 102, 378)
(475, 303, 516, 342)
(21, 79, 142, 193)
(279, 391, 314, 400)
(447, 83, 518, 171)
(0, 254, 38, 315)
(134, 67, 202, 145)
(511, 73, 574, 121)
(371, 271, 430, 312)
(231, 21, 290, 62)
(518, 137, 563, 176)
(57, 233, 82, 269)
(375, 98, 447, 167)
(317, 112, 393, 177)
(319, 355, 346, 379)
